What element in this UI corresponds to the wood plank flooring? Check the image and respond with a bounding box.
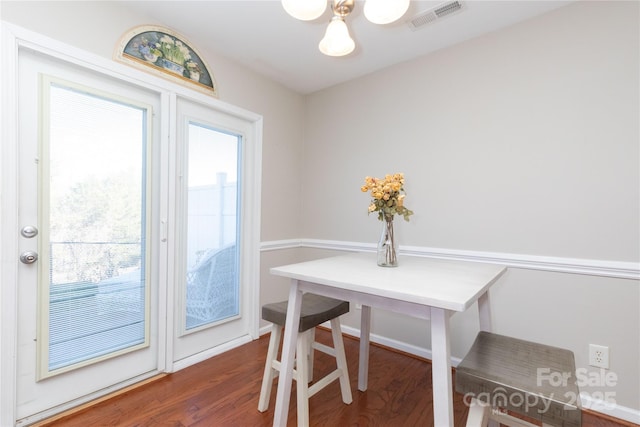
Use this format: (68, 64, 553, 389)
(39, 329, 635, 426)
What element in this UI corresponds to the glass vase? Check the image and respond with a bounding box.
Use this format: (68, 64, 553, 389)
(377, 215, 398, 267)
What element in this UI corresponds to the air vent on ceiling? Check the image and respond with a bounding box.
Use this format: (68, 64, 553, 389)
(406, 0, 465, 31)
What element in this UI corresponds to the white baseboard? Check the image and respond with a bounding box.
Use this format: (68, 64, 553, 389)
(171, 334, 253, 373)
(338, 323, 464, 367)
(579, 393, 640, 425)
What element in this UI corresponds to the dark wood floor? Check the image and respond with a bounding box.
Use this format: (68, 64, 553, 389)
(40, 329, 635, 426)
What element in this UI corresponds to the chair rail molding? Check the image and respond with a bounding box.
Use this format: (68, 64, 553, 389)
(260, 239, 639, 280)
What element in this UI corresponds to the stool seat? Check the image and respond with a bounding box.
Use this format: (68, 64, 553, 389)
(262, 293, 350, 332)
(258, 293, 352, 427)
(456, 332, 581, 427)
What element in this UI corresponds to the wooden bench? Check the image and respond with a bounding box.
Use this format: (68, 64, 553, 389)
(455, 332, 582, 427)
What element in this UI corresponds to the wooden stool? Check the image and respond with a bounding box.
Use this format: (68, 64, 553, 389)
(258, 293, 352, 427)
(455, 332, 581, 427)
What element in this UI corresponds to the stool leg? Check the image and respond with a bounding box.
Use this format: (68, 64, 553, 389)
(307, 328, 315, 382)
(330, 318, 353, 404)
(258, 324, 282, 412)
(465, 397, 490, 426)
(296, 330, 312, 427)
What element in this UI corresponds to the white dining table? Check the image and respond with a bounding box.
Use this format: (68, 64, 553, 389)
(269, 252, 507, 427)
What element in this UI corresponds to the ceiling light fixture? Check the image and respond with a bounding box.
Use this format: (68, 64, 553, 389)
(282, 0, 410, 57)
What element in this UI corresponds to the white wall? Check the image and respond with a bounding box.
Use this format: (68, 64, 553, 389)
(299, 0, 639, 419)
(2, 0, 639, 422)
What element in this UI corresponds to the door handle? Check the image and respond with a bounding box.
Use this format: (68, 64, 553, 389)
(20, 251, 38, 264)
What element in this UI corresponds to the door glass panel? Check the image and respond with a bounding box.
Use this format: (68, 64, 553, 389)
(42, 81, 149, 377)
(185, 123, 240, 330)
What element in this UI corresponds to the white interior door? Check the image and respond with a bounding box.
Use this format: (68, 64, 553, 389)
(172, 97, 256, 362)
(15, 48, 163, 422)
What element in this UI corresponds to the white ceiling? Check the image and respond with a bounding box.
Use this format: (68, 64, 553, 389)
(120, 0, 575, 94)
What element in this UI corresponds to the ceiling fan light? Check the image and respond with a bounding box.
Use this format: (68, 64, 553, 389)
(282, 0, 327, 21)
(318, 17, 355, 57)
(364, 0, 410, 24)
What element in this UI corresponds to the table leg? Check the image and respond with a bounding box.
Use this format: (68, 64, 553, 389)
(430, 307, 454, 427)
(358, 305, 371, 391)
(478, 291, 493, 332)
(272, 280, 303, 427)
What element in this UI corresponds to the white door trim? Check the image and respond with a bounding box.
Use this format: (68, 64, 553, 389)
(1, 20, 21, 427)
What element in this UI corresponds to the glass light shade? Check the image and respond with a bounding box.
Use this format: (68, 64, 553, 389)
(364, 0, 410, 24)
(281, 0, 327, 21)
(318, 17, 355, 57)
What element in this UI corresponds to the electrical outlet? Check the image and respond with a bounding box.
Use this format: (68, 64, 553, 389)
(589, 344, 609, 369)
